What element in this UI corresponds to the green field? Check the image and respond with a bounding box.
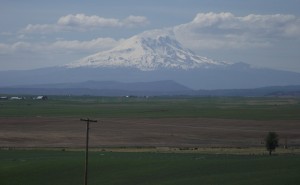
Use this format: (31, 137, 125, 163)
(1, 149, 300, 185)
(1, 96, 300, 120)
(1, 96, 300, 184)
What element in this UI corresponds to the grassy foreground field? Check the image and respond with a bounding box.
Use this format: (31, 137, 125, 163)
(1, 149, 300, 185)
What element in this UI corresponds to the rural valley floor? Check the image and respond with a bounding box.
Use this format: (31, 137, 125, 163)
(1, 97, 300, 185)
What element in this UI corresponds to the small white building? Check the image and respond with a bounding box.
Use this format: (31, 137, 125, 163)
(0, 96, 8, 100)
(35, 96, 48, 100)
(10, 97, 22, 100)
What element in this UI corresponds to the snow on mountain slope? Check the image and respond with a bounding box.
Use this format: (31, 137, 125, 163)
(67, 29, 228, 71)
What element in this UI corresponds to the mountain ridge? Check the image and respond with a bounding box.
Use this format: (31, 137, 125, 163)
(1, 62, 300, 89)
(9, 80, 192, 92)
(1, 80, 300, 97)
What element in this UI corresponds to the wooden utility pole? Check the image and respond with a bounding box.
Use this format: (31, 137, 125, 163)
(80, 118, 97, 185)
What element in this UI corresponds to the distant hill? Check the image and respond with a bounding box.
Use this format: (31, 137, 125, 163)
(1, 80, 300, 97)
(12, 80, 192, 92)
(0, 80, 192, 96)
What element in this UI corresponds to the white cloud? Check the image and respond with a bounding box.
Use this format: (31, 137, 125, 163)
(57, 14, 121, 27)
(0, 42, 33, 54)
(22, 14, 149, 34)
(174, 12, 300, 50)
(23, 24, 62, 34)
(123, 15, 149, 27)
(50, 37, 120, 51)
(0, 37, 121, 69)
(0, 37, 120, 55)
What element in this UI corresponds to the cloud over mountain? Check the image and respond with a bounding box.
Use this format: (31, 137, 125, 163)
(50, 38, 121, 52)
(2, 11, 300, 71)
(174, 12, 300, 50)
(0, 38, 121, 54)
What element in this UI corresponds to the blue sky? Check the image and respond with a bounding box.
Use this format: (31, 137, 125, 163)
(1, 0, 300, 72)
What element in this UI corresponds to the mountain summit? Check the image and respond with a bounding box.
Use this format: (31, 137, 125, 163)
(66, 29, 228, 70)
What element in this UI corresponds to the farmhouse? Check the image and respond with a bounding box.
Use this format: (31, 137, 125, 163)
(11, 97, 22, 100)
(35, 96, 48, 100)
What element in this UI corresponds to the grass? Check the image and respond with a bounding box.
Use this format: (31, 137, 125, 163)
(1, 149, 300, 185)
(1, 96, 300, 184)
(1, 96, 300, 120)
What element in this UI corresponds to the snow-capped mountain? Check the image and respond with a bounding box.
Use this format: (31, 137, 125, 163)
(1, 29, 300, 90)
(67, 29, 228, 70)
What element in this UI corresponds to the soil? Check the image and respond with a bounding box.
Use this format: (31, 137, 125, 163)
(0, 117, 299, 148)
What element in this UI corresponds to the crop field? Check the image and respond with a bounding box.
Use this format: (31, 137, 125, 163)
(1, 96, 300, 184)
(1, 96, 300, 119)
(1, 96, 300, 148)
(1, 149, 300, 185)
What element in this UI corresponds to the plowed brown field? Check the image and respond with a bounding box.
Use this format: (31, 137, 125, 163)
(1, 117, 299, 148)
